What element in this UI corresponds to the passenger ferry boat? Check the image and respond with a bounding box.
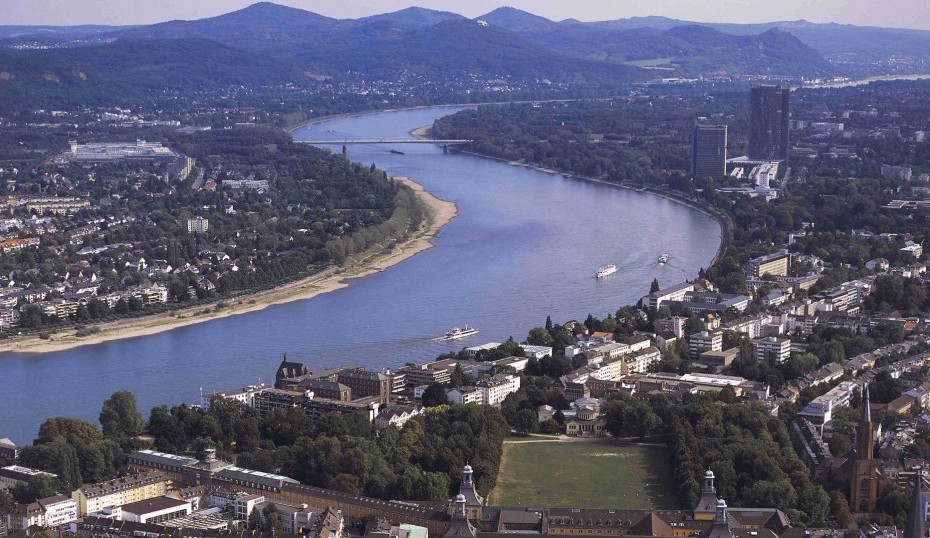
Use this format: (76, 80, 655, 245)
(658, 253, 670, 264)
(596, 264, 618, 278)
(439, 325, 478, 340)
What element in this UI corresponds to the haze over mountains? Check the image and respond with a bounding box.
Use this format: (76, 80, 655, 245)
(1, 2, 929, 109)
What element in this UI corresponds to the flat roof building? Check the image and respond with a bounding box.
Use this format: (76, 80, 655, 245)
(746, 250, 790, 279)
(749, 85, 790, 162)
(692, 119, 728, 180)
(120, 497, 192, 525)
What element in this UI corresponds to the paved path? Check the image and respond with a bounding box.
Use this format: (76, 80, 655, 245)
(504, 435, 666, 446)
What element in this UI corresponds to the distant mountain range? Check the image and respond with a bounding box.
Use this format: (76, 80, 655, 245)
(477, 7, 836, 76)
(2, 3, 930, 111)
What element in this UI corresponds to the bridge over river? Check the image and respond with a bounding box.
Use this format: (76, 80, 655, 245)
(298, 139, 472, 145)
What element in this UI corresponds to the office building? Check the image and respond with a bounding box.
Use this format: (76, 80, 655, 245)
(691, 119, 727, 179)
(745, 250, 790, 279)
(748, 85, 790, 162)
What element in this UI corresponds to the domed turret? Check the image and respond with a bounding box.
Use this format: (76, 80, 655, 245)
(704, 498, 733, 538)
(457, 464, 484, 509)
(445, 494, 477, 538)
(692, 468, 719, 520)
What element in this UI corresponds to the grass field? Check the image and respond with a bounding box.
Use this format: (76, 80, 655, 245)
(623, 57, 676, 68)
(489, 440, 676, 509)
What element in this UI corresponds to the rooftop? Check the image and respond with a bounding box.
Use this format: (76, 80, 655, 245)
(121, 496, 190, 515)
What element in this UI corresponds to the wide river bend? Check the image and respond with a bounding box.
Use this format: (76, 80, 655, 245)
(0, 107, 720, 443)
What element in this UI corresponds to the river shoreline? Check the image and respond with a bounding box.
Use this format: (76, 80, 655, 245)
(409, 124, 729, 270)
(0, 177, 457, 355)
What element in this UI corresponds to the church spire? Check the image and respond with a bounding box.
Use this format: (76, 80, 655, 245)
(861, 385, 871, 424)
(905, 474, 926, 538)
(851, 384, 879, 512)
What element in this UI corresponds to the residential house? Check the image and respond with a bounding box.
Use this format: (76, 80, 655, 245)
(374, 406, 422, 429)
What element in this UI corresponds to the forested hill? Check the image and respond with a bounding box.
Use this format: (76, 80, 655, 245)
(0, 38, 304, 112)
(478, 7, 835, 77)
(0, 2, 844, 112)
(103, 3, 646, 84)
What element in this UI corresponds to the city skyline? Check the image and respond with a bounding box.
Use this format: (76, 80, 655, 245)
(4, 0, 930, 31)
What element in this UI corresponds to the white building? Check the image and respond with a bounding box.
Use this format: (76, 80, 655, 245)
(464, 343, 502, 357)
(493, 356, 528, 372)
(520, 345, 553, 359)
(200, 385, 267, 411)
(585, 358, 624, 382)
(120, 497, 192, 524)
(187, 217, 209, 234)
(865, 258, 890, 272)
(754, 336, 792, 363)
(478, 374, 521, 406)
(623, 347, 662, 375)
(689, 331, 723, 358)
(42, 496, 77, 527)
(8, 495, 77, 531)
(374, 406, 422, 429)
(798, 399, 833, 427)
(0, 466, 56, 490)
(642, 282, 695, 310)
(447, 387, 483, 405)
(900, 241, 923, 259)
(220, 492, 264, 521)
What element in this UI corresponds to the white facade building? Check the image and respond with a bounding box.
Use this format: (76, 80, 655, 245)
(754, 336, 792, 363)
(200, 385, 267, 411)
(479, 374, 521, 406)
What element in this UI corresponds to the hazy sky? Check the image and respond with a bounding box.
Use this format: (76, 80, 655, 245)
(4, 0, 930, 30)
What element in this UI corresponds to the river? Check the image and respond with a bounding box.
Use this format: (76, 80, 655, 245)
(0, 107, 721, 444)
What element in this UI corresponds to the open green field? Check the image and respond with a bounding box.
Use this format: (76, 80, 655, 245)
(489, 440, 676, 509)
(622, 57, 675, 68)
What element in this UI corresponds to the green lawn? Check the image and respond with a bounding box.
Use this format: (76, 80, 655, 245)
(489, 441, 676, 509)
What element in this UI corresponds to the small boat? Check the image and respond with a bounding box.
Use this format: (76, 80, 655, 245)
(658, 253, 670, 264)
(439, 325, 478, 340)
(389, 149, 405, 155)
(596, 264, 618, 278)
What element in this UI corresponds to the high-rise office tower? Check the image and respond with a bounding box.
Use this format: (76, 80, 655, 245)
(748, 85, 790, 162)
(691, 118, 728, 179)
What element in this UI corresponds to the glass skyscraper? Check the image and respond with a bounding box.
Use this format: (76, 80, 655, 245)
(748, 85, 790, 162)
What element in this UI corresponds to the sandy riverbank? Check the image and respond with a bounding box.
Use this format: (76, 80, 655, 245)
(0, 177, 457, 355)
(409, 125, 432, 138)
